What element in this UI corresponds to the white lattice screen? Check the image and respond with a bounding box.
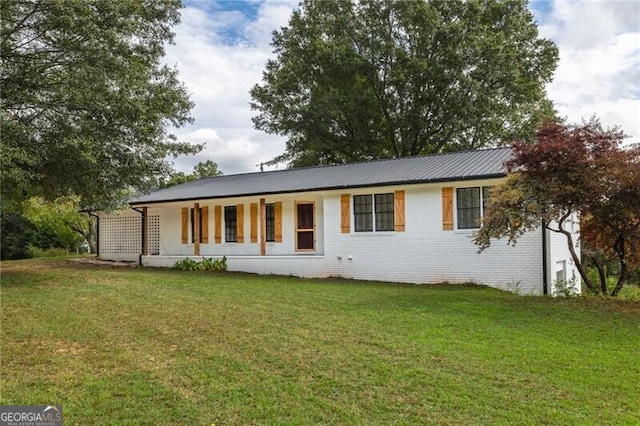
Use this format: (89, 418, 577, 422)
(100, 215, 141, 255)
(147, 215, 160, 255)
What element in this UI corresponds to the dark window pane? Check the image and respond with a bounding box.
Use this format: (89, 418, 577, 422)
(353, 195, 373, 232)
(265, 203, 275, 242)
(224, 206, 237, 242)
(297, 230, 314, 250)
(297, 204, 314, 229)
(375, 193, 394, 231)
(457, 188, 481, 229)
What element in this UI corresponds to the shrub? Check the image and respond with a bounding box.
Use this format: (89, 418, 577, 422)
(27, 246, 71, 258)
(174, 256, 227, 272)
(553, 277, 579, 297)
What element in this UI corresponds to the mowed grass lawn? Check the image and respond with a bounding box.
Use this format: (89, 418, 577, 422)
(1, 259, 639, 425)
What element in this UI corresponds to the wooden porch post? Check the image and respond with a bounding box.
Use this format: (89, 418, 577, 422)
(194, 202, 200, 256)
(260, 198, 266, 256)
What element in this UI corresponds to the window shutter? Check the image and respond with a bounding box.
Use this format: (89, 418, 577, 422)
(201, 206, 209, 243)
(214, 206, 222, 243)
(250, 203, 258, 243)
(237, 204, 244, 243)
(394, 190, 405, 232)
(274, 201, 282, 242)
(340, 194, 350, 233)
(181, 207, 188, 244)
(442, 187, 454, 231)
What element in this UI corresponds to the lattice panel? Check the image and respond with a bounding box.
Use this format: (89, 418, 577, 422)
(147, 215, 160, 255)
(100, 215, 141, 255)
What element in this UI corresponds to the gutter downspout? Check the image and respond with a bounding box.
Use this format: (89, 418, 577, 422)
(131, 207, 146, 266)
(542, 220, 548, 295)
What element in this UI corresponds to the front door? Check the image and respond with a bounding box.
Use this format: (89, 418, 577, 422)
(295, 202, 315, 251)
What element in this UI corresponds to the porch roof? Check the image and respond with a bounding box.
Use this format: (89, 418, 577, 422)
(131, 147, 512, 205)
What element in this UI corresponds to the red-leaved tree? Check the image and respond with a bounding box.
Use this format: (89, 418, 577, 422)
(474, 119, 639, 296)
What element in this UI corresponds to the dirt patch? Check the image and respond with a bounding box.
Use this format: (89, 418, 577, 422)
(68, 257, 138, 267)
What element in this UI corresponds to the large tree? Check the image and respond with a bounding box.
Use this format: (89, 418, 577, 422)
(160, 160, 223, 188)
(474, 120, 640, 297)
(1, 0, 200, 207)
(251, 0, 558, 167)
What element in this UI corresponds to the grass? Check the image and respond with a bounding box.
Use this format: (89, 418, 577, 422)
(1, 258, 639, 425)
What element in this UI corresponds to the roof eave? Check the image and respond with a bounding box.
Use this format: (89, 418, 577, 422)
(129, 172, 507, 206)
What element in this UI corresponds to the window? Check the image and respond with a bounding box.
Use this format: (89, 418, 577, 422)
(354, 195, 373, 232)
(354, 193, 394, 232)
(224, 206, 237, 242)
(265, 203, 275, 242)
(456, 186, 493, 229)
(296, 202, 315, 250)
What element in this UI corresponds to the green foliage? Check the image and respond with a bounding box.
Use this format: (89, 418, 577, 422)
(27, 246, 71, 258)
(1, 0, 200, 206)
(22, 197, 86, 251)
(160, 160, 223, 188)
(475, 119, 640, 297)
(0, 210, 36, 260)
(552, 277, 579, 298)
(251, 0, 558, 167)
(174, 256, 227, 272)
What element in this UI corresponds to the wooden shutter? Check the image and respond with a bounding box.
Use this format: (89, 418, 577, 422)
(214, 206, 222, 243)
(274, 201, 282, 242)
(181, 207, 188, 244)
(201, 206, 209, 243)
(442, 187, 454, 231)
(394, 190, 405, 232)
(340, 194, 350, 233)
(237, 204, 244, 243)
(250, 203, 258, 243)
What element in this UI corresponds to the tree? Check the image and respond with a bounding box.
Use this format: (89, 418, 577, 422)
(0, 209, 36, 260)
(474, 120, 640, 297)
(1, 0, 200, 207)
(192, 160, 223, 179)
(251, 0, 558, 167)
(23, 196, 93, 253)
(160, 160, 223, 188)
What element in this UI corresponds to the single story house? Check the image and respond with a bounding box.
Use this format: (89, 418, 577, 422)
(96, 147, 580, 295)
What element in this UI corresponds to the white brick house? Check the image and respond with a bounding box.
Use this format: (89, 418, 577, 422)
(97, 148, 580, 295)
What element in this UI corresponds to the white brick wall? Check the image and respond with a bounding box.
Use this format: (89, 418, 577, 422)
(101, 180, 579, 295)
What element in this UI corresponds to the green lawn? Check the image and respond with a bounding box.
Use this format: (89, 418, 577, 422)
(1, 258, 639, 425)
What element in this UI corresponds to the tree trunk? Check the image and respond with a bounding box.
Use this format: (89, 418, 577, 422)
(86, 221, 97, 254)
(590, 256, 608, 295)
(611, 235, 627, 297)
(552, 212, 598, 295)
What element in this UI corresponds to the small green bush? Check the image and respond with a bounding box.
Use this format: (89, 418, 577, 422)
(174, 256, 227, 272)
(553, 277, 579, 297)
(27, 245, 71, 258)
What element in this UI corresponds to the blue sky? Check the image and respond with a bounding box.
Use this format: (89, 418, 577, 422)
(165, 0, 640, 175)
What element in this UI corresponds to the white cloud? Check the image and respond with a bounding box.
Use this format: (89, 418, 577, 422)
(163, 2, 296, 174)
(165, 0, 640, 176)
(539, 0, 640, 143)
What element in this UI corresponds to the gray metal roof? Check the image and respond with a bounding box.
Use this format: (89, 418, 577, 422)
(131, 147, 512, 205)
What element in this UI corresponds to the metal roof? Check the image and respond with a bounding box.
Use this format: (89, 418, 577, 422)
(131, 147, 512, 205)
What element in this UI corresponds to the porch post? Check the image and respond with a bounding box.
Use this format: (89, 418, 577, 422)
(194, 202, 200, 256)
(260, 198, 266, 256)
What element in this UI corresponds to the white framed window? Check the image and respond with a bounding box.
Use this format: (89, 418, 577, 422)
(353, 193, 394, 232)
(456, 186, 492, 229)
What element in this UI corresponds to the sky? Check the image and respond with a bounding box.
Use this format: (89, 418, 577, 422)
(163, 0, 640, 175)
